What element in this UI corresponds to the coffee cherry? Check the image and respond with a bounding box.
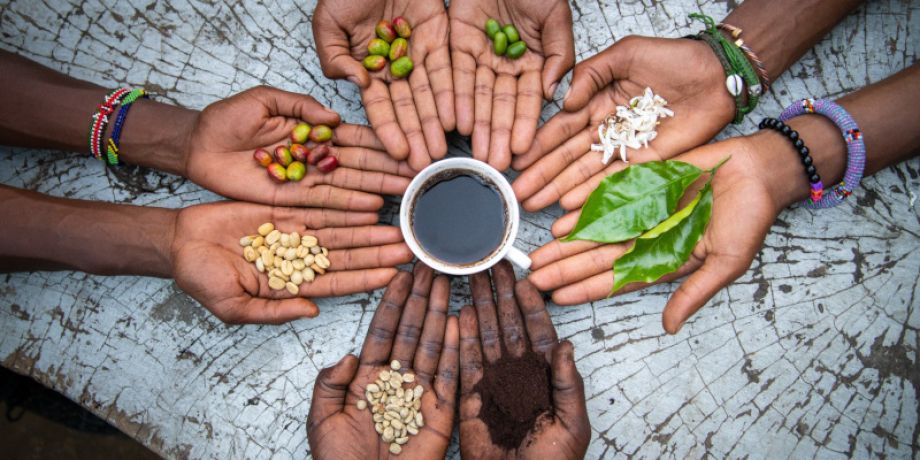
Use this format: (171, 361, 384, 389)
(274, 146, 293, 166)
(309, 125, 333, 143)
(389, 38, 408, 61)
(493, 32, 508, 56)
(253, 148, 273, 167)
(317, 156, 339, 173)
(390, 56, 414, 78)
(368, 38, 391, 57)
(485, 18, 501, 39)
(267, 163, 287, 182)
(507, 41, 527, 59)
(290, 144, 310, 163)
(286, 161, 307, 181)
(393, 17, 412, 38)
(363, 55, 387, 71)
(308, 144, 330, 165)
(375, 20, 397, 43)
(290, 122, 311, 144)
(502, 24, 520, 43)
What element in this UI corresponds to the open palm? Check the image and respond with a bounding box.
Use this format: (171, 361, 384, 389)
(171, 201, 413, 324)
(186, 86, 414, 211)
(307, 265, 459, 459)
(513, 36, 734, 212)
(449, 0, 574, 171)
(313, 0, 454, 172)
(528, 137, 778, 334)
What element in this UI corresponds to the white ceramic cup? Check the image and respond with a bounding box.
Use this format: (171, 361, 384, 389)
(399, 158, 532, 275)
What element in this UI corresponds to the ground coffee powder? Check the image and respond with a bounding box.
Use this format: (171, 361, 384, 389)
(474, 350, 553, 449)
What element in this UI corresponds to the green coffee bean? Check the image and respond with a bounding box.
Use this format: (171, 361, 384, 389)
(367, 38, 390, 57)
(502, 24, 520, 43)
(507, 40, 527, 59)
(485, 18, 501, 39)
(390, 56, 414, 78)
(493, 31, 508, 56)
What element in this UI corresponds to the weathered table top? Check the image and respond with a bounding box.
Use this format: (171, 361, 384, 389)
(1, 0, 918, 458)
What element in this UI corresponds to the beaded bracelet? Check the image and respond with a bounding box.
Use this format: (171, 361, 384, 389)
(780, 99, 866, 209)
(105, 89, 148, 165)
(717, 23, 771, 93)
(690, 13, 761, 123)
(759, 117, 824, 203)
(88, 88, 131, 159)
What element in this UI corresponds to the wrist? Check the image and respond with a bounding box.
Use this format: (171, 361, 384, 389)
(115, 99, 197, 177)
(747, 114, 847, 210)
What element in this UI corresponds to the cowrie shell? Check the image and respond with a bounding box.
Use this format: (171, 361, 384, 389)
(725, 74, 744, 97)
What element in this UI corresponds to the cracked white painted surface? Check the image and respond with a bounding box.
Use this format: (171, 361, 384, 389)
(1, 0, 918, 458)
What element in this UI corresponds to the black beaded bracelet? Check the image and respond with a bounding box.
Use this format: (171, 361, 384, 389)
(758, 117, 824, 201)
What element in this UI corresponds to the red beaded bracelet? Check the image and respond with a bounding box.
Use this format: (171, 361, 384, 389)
(87, 88, 131, 160)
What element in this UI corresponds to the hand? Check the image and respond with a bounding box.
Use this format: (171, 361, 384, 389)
(186, 85, 415, 210)
(512, 36, 734, 212)
(528, 135, 779, 334)
(307, 263, 459, 459)
(313, 0, 454, 172)
(171, 201, 413, 324)
(459, 261, 590, 459)
(449, 0, 574, 171)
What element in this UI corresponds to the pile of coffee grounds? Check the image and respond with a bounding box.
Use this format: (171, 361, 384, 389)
(474, 350, 554, 449)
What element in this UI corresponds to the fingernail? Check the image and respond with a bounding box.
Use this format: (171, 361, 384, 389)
(549, 83, 559, 98)
(563, 86, 571, 101)
(347, 76, 360, 86)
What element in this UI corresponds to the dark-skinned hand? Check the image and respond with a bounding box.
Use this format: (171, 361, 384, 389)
(307, 263, 459, 459)
(450, 0, 575, 171)
(460, 261, 590, 459)
(512, 36, 734, 211)
(528, 135, 778, 334)
(172, 201, 413, 324)
(186, 85, 415, 211)
(313, 0, 454, 172)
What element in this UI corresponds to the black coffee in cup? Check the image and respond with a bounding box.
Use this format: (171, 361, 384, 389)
(411, 172, 508, 266)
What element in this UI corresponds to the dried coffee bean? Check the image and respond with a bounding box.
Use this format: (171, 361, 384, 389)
(243, 246, 257, 262)
(266, 230, 281, 245)
(258, 223, 274, 236)
(357, 400, 367, 410)
(302, 236, 318, 247)
(268, 276, 285, 290)
(291, 270, 303, 285)
(302, 267, 316, 282)
(391, 360, 401, 371)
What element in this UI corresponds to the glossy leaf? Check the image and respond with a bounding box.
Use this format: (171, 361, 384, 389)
(564, 160, 703, 243)
(612, 183, 713, 292)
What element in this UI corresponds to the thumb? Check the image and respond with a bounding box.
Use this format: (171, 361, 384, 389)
(562, 36, 636, 112)
(307, 354, 359, 429)
(550, 341, 588, 429)
(247, 86, 341, 126)
(540, 2, 575, 100)
(662, 258, 741, 334)
(312, 10, 371, 88)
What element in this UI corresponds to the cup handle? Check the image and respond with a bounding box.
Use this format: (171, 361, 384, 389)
(504, 246, 532, 270)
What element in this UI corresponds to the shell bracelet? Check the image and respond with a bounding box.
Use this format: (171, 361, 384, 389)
(590, 87, 673, 164)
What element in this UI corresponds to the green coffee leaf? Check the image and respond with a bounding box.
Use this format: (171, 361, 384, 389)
(612, 183, 713, 292)
(564, 160, 703, 243)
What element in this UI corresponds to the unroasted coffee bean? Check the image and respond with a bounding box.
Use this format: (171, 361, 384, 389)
(241, 224, 331, 292)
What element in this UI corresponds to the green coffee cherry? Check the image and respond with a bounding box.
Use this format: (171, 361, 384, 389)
(493, 31, 508, 56)
(309, 125, 333, 143)
(375, 20, 397, 43)
(485, 19, 501, 39)
(286, 161, 307, 181)
(368, 38, 390, 56)
(363, 55, 387, 71)
(502, 25, 520, 43)
(390, 56, 414, 78)
(389, 38, 408, 61)
(507, 41, 527, 59)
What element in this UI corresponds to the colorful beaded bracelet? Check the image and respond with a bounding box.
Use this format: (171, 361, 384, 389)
(88, 88, 131, 159)
(717, 23, 771, 93)
(758, 117, 824, 202)
(779, 99, 865, 208)
(105, 89, 148, 165)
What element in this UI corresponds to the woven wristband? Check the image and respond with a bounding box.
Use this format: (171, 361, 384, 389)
(105, 89, 148, 165)
(88, 88, 131, 160)
(779, 99, 866, 209)
(717, 23, 771, 93)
